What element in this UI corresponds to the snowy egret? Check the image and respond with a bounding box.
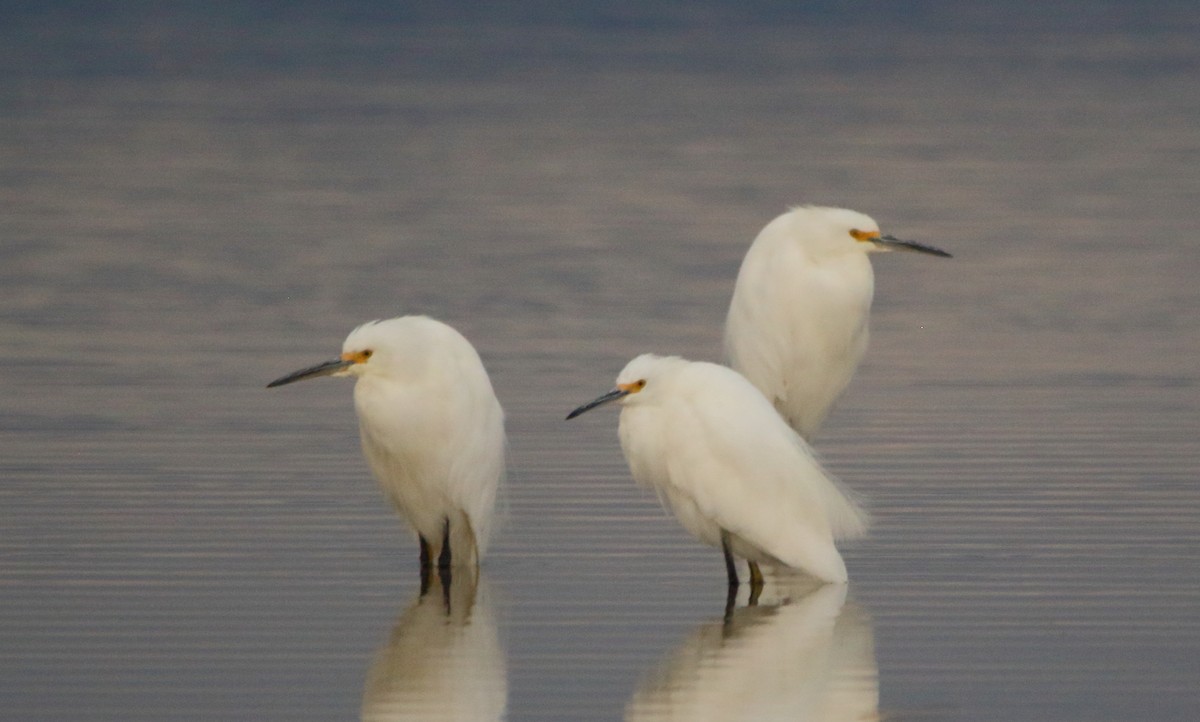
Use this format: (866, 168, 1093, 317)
(268, 316, 505, 580)
(566, 354, 868, 586)
(724, 206, 950, 440)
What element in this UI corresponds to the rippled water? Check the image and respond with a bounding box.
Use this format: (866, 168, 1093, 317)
(3, 4, 1199, 720)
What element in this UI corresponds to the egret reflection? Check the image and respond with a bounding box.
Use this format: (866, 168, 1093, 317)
(361, 574, 506, 722)
(627, 581, 877, 722)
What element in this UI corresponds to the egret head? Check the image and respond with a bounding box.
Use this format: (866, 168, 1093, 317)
(565, 354, 683, 419)
(266, 318, 423, 388)
(784, 206, 951, 259)
(267, 316, 463, 389)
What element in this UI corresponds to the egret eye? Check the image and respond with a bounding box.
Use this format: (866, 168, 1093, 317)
(621, 379, 647, 393)
(362, 350, 373, 359)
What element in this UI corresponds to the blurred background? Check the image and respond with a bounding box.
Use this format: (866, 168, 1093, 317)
(2, 2, 1198, 720)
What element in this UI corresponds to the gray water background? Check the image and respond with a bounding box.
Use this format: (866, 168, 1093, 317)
(2, 2, 1199, 720)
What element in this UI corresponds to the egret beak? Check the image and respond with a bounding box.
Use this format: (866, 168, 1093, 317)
(872, 234, 952, 258)
(566, 388, 629, 420)
(267, 358, 356, 388)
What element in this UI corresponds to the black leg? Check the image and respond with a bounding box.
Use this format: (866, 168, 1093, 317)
(437, 518, 452, 571)
(724, 581, 738, 622)
(721, 529, 739, 587)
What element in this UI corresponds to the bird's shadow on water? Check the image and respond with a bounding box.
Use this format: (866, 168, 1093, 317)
(626, 576, 879, 722)
(360, 573, 507, 722)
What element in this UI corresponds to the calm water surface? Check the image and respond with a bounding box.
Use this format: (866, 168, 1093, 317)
(2, 4, 1199, 720)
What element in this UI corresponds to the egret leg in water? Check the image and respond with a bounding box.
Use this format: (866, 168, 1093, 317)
(722, 529, 764, 608)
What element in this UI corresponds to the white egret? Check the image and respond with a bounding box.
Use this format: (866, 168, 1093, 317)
(724, 206, 950, 440)
(268, 316, 505, 580)
(567, 354, 868, 586)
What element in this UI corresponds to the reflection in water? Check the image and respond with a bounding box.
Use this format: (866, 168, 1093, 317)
(627, 581, 877, 722)
(361, 574, 507, 722)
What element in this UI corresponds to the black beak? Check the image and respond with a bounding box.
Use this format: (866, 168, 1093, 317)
(873, 234, 952, 258)
(566, 388, 629, 420)
(267, 358, 355, 388)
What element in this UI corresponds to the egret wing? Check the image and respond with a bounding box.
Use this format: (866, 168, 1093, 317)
(659, 367, 865, 580)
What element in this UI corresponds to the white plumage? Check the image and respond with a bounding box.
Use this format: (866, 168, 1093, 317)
(268, 315, 505, 574)
(725, 206, 950, 439)
(568, 354, 867, 584)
